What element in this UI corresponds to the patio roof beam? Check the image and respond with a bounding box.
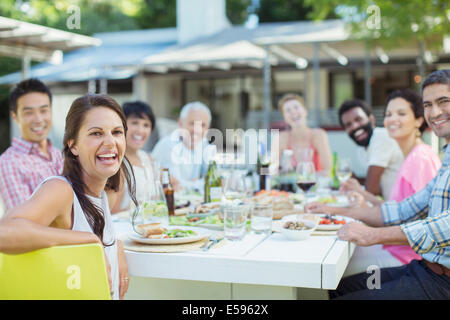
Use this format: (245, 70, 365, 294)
(145, 65, 169, 73)
(246, 60, 264, 69)
(375, 46, 389, 64)
(269, 45, 308, 69)
(175, 64, 200, 72)
(0, 43, 56, 62)
(321, 43, 348, 66)
(200, 62, 232, 70)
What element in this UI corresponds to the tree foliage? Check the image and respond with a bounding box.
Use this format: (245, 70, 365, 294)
(303, 0, 450, 49)
(256, 0, 337, 22)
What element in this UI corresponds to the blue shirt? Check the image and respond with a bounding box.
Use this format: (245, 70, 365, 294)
(381, 145, 450, 268)
(151, 130, 211, 191)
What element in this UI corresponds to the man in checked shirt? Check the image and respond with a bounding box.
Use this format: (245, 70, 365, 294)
(306, 69, 450, 299)
(0, 78, 63, 211)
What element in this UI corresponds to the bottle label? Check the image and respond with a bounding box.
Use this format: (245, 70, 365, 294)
(162, 171, 170, 184)
(209, 187, 222, 202)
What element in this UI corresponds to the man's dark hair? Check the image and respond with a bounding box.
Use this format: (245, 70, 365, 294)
(9, 78, 52, 114)
(421, 69, 450, 93)
(122, 100, 156, 129)
(386, 89, 427, 133)
(338, 99, 372, 127)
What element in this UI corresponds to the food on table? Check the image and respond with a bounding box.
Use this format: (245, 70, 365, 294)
(174, 207, 191, 215)
(283, 221, 311, 231)
(136, 223, 197, 239)
(317, 195, 338, 204)
(137, 223, 165, 238)
(251, 190, 295, 219)
(319, 215, 346, 225)
(254, 190, 290, 197)
(169, 214, 224, 227)
(288, 193, 304, 204)
(195, 202, 221, 214)
(163, 229, 197, 238)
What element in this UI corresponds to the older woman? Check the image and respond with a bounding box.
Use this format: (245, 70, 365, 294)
(110, 101, 160, 213)
(278, 94, 332, 175)
(310, 89, 442, 275)
(0, 94, 137, 299)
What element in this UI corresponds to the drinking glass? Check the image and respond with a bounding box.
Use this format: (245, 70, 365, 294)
(223, 204, 250, 241)
(296, 161, 317, 203)
(251, 203, 273, 235)
(336, 158, 352, 183)
(223, 170, 247, 202)
(131, 164, 169, 234)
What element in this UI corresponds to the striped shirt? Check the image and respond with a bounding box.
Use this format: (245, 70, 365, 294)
(0, 137, 63, 211)
(381, 144, 450, 268)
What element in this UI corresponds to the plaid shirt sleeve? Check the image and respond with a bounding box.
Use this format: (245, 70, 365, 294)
(0, 157, 32, 211)
(381, 177, 434, 225)
(400, 211, 450, 255)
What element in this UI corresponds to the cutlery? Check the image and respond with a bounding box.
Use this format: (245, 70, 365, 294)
(200, 236, 213, 250)
(203, 237, 224, 251)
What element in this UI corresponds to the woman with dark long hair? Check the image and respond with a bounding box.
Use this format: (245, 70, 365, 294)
(0, 94, 137, 299)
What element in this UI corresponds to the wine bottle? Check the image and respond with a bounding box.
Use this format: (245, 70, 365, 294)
(204, 160, 222, 203)
(162, 168, 175, 216)
(330, 152, 340, 190)
(257, 142, 271, 191)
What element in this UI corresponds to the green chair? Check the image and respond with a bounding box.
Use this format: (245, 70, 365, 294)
(0, 243, 111, 300)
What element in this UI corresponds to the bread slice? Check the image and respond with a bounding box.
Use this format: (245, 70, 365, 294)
(137, 223, 165, 238)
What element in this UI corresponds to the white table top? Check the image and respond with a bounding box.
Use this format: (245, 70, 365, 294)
(114, 220, 353, 290)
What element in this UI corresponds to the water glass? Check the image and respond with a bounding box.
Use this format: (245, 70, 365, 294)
(223, 204, 250, 241)
(337, 158, 352, 183)
(251, 203, 273, 235)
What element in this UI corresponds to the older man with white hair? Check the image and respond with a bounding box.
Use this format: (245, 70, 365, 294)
(152, 101, 214, 191)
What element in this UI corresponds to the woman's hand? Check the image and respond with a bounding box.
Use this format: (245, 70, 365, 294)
(117, 240, 129, 300)
(339, 178, 364, 194)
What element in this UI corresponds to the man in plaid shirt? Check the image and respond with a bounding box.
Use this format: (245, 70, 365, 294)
(0, 79, 63, 211)
(307, 69, 450, 299)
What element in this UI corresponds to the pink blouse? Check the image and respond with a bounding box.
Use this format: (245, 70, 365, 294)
(384, 144, 442, 264)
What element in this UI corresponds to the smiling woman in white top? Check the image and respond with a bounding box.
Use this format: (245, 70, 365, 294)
(0, 94, 137, 300)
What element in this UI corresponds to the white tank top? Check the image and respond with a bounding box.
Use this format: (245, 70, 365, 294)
(32, 176, 119, 300)
(120, 150, 156, 211)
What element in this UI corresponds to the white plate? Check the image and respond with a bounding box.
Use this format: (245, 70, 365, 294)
(128, 226, 211, 245)
(316, 214, 354, 231)
(328, 195, 349, 207)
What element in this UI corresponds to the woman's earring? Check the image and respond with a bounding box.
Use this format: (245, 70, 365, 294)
(416, 128, 421, 137)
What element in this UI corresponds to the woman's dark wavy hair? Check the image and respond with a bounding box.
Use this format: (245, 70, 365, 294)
(386, 89, 427, 133)
(62, 94, 137, 246)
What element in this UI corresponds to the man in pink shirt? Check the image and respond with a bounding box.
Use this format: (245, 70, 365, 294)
(0, 78, 63, 210)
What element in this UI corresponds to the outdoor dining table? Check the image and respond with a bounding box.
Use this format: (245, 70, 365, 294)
(114, 215, 357, 300)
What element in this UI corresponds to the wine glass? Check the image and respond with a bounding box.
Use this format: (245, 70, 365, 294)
(131, 164, 169, 234)
(296, 161, 317, 204)
(336, 158, 352, 183)
(223, 170, 247, 202)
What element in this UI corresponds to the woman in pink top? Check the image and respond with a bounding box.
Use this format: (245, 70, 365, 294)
(382, 89, 441, 264)
(341, 89, 441, 266)
(277, 94, 332, 174)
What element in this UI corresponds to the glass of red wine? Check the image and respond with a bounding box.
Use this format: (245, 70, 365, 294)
(296, 161, 317, 203)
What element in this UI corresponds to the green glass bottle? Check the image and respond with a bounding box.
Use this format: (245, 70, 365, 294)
(330, 152, 340, 190)
(204, 160, 222, 203)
